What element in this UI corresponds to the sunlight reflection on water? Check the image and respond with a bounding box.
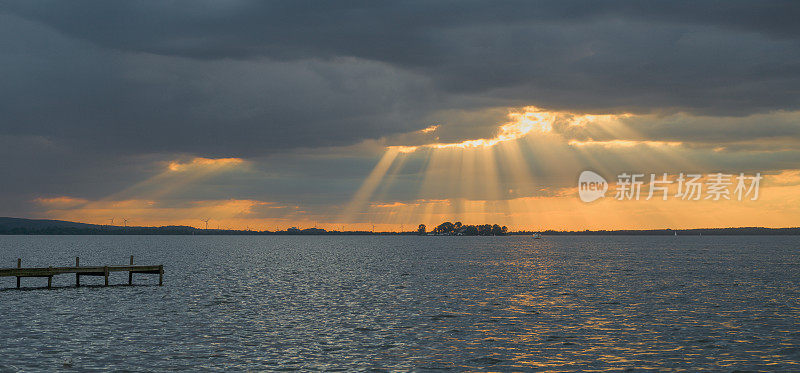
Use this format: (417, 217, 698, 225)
(0, 235, 798, 371)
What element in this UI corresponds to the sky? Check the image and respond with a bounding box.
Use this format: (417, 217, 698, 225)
(1, 1, 799, 231)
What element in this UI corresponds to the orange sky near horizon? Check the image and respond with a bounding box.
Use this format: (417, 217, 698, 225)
(30, 107, 800, 231)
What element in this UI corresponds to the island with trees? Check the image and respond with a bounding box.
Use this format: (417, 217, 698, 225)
(417, 222, 508, 236)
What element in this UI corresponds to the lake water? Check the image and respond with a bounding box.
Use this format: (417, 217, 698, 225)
(0, 235, 798, 371)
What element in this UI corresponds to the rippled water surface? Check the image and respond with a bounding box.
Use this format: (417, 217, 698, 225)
(1, 235, 799, 371)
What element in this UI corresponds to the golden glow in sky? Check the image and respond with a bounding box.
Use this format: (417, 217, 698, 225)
(390, 106, 562, 153)
(33, 107, 800, 231)
(339, 106, 800, 230)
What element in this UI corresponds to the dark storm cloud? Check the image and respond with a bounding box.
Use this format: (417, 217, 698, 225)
(5, 0, 800, 117)
(1, 0, 799, 159)
(0, 14, 442, 157)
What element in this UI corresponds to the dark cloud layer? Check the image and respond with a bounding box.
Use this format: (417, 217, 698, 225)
(2, 1, 800, 158)
(1, 1, 799, 217)
(0, 14, 441, 156)
(6, 1, 800, 117)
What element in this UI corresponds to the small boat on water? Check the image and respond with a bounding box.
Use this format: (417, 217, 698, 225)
(533, 233, 542, 239)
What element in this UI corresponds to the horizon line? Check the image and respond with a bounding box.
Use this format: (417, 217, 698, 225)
(1, 216, 798, 235)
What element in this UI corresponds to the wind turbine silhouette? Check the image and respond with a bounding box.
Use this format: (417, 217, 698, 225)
(109, 217, 115, 226)
(122, 218, 129, 227)
(201, 218, 210, 230)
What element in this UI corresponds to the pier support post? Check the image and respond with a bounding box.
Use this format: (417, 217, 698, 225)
(128, 255, 133, 285)
(159, 265, 163, 286)
(16, 258, 21, 288)
(47, 275, 52, 289)
(104, 266, 109, 286)
(75, 257, 80, 287)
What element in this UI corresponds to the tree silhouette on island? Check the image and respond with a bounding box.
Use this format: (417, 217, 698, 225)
(418, 222, 508, 236)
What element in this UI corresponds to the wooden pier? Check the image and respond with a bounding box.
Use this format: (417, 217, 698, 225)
(1, 256, 163, 289)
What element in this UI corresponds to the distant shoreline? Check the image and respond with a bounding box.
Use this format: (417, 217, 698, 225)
(0, 217, 798, 236)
